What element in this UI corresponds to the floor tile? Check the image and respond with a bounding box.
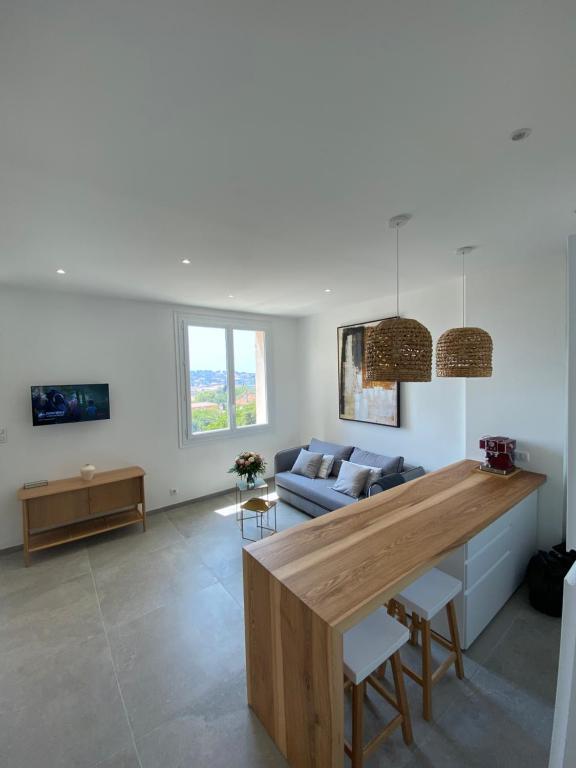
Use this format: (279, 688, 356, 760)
(220, 572, 245, 608)
(0, 573, 102, 664)
(479, 612, 560, 704)
(167, 493, 237, 538)
(87, 511, 183, 572)
(0, 489, 562, 768)
(402, 678, 551, 768)
(0, 634, 133, 768)
(136, 672, 287, 768)
(275, 502, 310, 531)
(92, 747, 141, 768)
(0, 542, 90, 600)
(93, 540, 218, 628)
(192, 533, 245, 580)
(108, 582, 245, 739)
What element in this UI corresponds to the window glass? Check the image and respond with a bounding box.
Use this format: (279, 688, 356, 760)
(233, 329, 268, 428)
(187, 325, 229, 434)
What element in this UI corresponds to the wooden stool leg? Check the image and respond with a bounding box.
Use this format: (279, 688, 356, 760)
(375, 661, 387, 679)
(447, 600, 465, 679)
(351, 681, 365, 768)
(421, 619, 433, 721)
(391, 651, 413, 746)
(409, 611, 420, 646)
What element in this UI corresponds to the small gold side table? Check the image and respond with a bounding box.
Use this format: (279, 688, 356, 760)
(239, 497, 277, 541)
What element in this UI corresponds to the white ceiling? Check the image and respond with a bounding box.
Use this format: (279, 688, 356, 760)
(1, 0, 575, 315)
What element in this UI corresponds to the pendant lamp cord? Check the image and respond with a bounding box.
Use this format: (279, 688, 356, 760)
(462, 248, 466, 328)
(396, 224, 400, 318)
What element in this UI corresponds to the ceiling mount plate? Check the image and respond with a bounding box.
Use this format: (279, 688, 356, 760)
(510, 128, 532, 142)
(389, 213, 412, 229)
(456, 246, 478, 256)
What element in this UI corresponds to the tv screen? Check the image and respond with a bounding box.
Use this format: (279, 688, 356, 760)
(31, 384, 110, 426)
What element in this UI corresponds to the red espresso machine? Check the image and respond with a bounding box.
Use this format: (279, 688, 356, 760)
(479, 436, 517, 475)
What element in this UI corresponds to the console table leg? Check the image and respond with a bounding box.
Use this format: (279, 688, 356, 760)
(22, 502, 30, 567)
(140, 477, 147, 532)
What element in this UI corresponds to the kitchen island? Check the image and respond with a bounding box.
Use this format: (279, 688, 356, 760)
(242, 459, 546, 767)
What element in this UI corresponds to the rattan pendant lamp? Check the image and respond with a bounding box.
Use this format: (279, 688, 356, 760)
(365, 214, 432, 382)
(436, 246, 493, 377)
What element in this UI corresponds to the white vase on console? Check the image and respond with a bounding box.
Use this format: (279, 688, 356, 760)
(80, 464, 96, 481)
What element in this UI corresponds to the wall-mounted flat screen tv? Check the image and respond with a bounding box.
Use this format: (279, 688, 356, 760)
(31, 384, 110, 426)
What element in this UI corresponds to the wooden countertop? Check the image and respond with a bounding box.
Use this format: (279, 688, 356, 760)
(18, 466, 145, 500)
(247, 459, 546, 632)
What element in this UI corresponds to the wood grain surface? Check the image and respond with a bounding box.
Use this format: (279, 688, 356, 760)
(243, 459, 545, 767)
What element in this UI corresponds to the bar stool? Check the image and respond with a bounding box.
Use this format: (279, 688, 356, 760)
(388, 568, 464, 721)
(343, 608, 413, 767)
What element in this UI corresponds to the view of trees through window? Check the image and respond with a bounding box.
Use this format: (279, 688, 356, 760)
(187, 325, 267, 434)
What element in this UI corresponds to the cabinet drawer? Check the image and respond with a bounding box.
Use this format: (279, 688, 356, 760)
(466, 551, 517, 647)
(467, 524, 513, 589)
(27, 490, 90, 530)
(89, 478, 142, 516)
(467, 508, 512, 557)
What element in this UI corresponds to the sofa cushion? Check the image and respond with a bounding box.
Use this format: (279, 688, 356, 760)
(275, 471, 360, 510)
(349, 447, 404, 475)
(317, 454, 335, 479)
(350, 463, 384, 495)
(309, 438, 354, 476)
(291, 449, 323, 479)
(332, 461, 371, 498)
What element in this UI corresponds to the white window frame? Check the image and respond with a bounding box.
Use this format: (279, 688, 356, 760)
(174, 311, 272, 446)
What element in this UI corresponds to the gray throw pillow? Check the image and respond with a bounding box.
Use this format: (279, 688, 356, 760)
(317, 454, 335, 479)
(332, 460, 371, 498)
(291, 449, 323, 479)
(349, 463, 383, 495)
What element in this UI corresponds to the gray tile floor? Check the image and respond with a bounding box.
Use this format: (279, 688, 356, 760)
(0, 491, 561, 768)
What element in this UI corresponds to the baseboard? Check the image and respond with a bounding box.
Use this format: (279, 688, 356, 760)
(156, 475, 275, 514)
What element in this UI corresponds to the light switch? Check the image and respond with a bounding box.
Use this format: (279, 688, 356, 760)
(0, 427, 6, 443)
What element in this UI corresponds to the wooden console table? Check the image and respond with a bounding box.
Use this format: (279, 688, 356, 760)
(243, 460, 546, 767)
(18, 466, 146, 565)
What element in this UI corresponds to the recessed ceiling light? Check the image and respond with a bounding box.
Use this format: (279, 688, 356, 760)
(181, 258, 191, 265)
(56, 268, 66, 275)
(228, 294, 235, 299)
(510, 128, 532, 142)
(324, 288, 332, 293)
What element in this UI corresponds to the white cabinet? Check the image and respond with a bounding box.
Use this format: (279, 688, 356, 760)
(433, 491, 538, 649)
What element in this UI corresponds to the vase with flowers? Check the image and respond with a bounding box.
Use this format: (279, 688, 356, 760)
(229, 451, 266, 489)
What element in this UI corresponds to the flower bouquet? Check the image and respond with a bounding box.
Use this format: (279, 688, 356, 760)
(229, 451, 267, 488)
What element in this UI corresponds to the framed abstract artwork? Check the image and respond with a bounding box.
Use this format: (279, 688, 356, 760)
(337, 318, 400, 428)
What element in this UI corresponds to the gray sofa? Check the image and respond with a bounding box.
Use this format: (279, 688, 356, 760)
(274, 438, 425, 518)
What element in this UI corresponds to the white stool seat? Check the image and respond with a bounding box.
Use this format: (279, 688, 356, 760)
(397, 568, 462, 621)
(344, 608, 409, 685)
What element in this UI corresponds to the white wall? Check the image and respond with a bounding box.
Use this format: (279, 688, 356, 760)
(464, 249, 566, 548)
(300, 280, 466, 471)
(300, 249, 567, 548)
(0, 246, 566, 551)
(0, 287, 302, 550)
(565, 235, 576, 553)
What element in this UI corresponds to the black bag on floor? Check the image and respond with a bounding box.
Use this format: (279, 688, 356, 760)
(527, 544, 576, 617)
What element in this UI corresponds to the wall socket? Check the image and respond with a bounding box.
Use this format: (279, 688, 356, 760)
(0, 427, 6, 444)
(515, 450, 530, 463)
(169, 488, 178, 496)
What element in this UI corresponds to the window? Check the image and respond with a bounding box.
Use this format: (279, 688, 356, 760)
(176, 314, 270, 443)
